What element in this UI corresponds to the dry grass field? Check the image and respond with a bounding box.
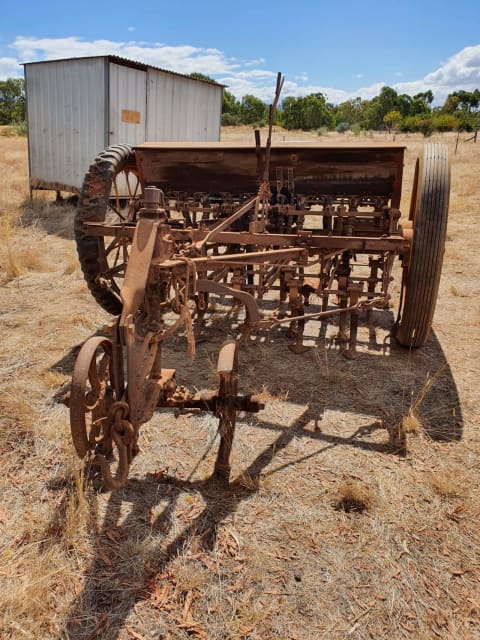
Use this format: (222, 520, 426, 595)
(0, 126, 479, 639)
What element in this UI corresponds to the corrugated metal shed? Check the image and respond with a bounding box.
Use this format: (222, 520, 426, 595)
(24, 55, 223, 194)
(146, 69, 221, 141)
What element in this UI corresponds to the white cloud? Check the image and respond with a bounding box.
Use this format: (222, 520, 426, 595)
(394, 45, 480, 102)
(234, 69, 278, 79)
(244, 58, 265, 67)
(0, 56, 22, 78)
(350, 81, 386, 101)
(10, 36, 242, 76)
(2, 36, 480, 105)
(295, 72, 309, 82)
(284, 82, 349, 104)
(127, 27, 135, 32)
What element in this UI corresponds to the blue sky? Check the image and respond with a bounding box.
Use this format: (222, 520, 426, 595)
(1, 0, 480, 103)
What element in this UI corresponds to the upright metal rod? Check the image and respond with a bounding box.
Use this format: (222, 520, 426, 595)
(263, 72, 285, 183)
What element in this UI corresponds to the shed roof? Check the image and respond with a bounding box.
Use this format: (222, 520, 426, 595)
(22, 54, 225, 88)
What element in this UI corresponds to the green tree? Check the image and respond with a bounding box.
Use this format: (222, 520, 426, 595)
(414, 90, 434, 106)
(402, 115, 421, 132)
(363, 99, 384, 130)
(281, 96, 303, 129)
(363, 86, 401, 129)
(383, 110, 403, 132)
(452, 89, 480, 112)
(188, 72, 216, 84)
(239, 94, 268, 125)
(417, 118, 433, 137)
(432, 113, 459, 132)
(378, 86, 399, 114)
(410, 97, 431, 116)
(396, 94, 413, 117)
(0, 78, 25, 125)
(335, 121, 350, 133)
(333, 97, 364, 127)
(222, 89, 240, 116)
(441, 90, 479, 130)
(301, 93, 333, 130)
(280, 93, 333, 130)
(442, 94, 460, 114)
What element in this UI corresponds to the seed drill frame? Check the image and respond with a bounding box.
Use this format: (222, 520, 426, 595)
(68, 77, 450, 489)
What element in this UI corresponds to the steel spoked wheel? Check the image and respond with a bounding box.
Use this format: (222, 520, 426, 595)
(70, 336, 132, 489)
(396, 144, 450, 348)
(70, 337, 118, 458)
(75, 144, 141, 315)
(213, 340, 239, 484)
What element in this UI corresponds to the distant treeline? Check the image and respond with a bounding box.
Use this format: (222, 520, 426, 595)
(194, 74, 480, 135)
(221, 85, 480, 134)
(2, 75, 479, 135)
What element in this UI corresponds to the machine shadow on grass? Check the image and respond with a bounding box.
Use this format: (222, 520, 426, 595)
(52, 305, 463, 443)
(62, 410, 405, 640)
(57, 308, 462, 639)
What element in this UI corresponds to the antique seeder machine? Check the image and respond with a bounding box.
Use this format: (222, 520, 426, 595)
(67, 75, 450, 488)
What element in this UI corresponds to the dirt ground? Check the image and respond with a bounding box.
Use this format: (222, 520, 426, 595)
(0, 127, 479, 639)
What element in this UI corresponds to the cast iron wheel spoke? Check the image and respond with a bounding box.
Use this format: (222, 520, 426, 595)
(102, 263, 127, 278)
(104, 236, 123, 255)
(108, 201, 127, 222)
(103, 237, 130, 274)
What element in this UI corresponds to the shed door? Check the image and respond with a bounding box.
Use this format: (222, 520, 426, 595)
(108, 63, 146, 146)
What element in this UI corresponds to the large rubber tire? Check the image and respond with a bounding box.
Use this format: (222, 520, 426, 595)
(75, 144, 139, 315)
(395, 144, 450, 348)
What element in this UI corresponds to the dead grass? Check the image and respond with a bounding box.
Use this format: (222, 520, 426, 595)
(0, 129, 479, 639)
(401, 410, 421, 434)
(334, 481, 374, 512)
(427, 471, 465, 499)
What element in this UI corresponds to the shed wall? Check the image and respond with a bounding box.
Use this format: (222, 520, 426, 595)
(108, 63, 147, 145)
(146, 70, 222, 141)
(25, 58, 107, 193)
(25, 57, 223, 193)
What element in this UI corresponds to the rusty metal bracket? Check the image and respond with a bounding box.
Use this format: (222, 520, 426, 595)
(196, 279, 266, 327)
(119, 217, 160, 333)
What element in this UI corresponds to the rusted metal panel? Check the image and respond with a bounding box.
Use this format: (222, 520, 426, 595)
(29, 178, 80, 194)
(121, 109, 141, 124)
(135, 143, 405, 202)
